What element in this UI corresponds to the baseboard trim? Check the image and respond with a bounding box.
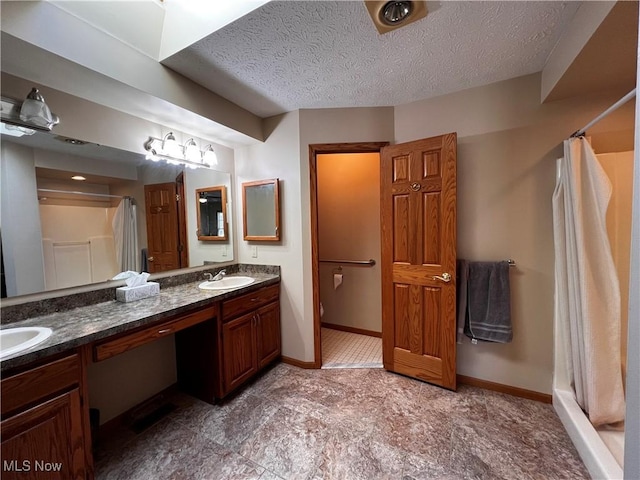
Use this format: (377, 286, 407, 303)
(457, 375, 552, 404)
(281, 356, 318, 369)
(321, 322, 382, 338)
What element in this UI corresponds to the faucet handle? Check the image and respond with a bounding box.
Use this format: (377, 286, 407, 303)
(203, 273, 214, 281)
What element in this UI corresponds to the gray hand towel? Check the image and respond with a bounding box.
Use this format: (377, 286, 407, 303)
(464, 261, 512, 343)
(456, 260, 469, 344)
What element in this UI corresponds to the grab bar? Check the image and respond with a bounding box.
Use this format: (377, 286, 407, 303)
(319, 259, 376, 266)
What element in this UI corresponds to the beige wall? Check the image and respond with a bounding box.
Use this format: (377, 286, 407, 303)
(237, 86, 634, 389)
(598, 151, 634, 381)
(235, 112, 309, 361)
(317, 153, 381, 333)
(87, 336, 177, 425)
(235, 108, 394, 362)
(395, 73, 635, 394)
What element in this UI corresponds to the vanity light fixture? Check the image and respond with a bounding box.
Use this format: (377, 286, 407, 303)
(202, 145, 218, 166)
(20, 88, 58, 129)
(143, 135, 213, 169)
(184, 138, 201, 162)
(162, 132, 181, 158)
(0, 89, 60, 135)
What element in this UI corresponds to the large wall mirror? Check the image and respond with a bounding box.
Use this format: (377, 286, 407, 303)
(0, 130, 234, 299)
(196, 186, 228, 241)
(242, 178, 280, 241)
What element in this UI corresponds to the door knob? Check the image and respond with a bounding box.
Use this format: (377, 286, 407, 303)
(432, 272, 451, 282)
(148, 256, 154, 262)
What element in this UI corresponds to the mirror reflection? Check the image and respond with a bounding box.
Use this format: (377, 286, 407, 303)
(196, 186, 228, 241)
(0, 131, 233, 298)
(243, 178, 280, 241)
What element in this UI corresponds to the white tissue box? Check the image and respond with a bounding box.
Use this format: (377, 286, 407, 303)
(116, 282, 160, 303)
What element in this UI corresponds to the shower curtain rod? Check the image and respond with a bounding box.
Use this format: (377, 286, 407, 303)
(570, 88, 636, 138)
(37, 188, 124, 199)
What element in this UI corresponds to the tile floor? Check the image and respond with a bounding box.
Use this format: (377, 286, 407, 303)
(95, 363, 589, 480)
(321, 327, 382, 368)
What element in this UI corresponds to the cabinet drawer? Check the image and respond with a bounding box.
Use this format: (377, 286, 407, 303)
(94, 305, 217, 362)
(221, 284, 279, 321)
(1, 354, 80, 417)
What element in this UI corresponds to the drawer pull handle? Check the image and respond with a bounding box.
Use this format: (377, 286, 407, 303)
(250, 298, 259, 302)
(158, 329, 173, 335)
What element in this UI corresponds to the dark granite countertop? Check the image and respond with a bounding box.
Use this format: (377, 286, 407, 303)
(0, 270, 280, 372)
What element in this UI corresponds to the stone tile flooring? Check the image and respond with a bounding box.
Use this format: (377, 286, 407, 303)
(95, 363, 589, 480)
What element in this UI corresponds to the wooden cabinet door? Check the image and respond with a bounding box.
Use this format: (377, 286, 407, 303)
(256, 302, 281, 369)
(381, 133, 458, 390)
(1, 389, 86, 480)
(222, 312, 258, 394)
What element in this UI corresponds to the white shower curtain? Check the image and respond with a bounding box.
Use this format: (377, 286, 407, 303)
(112, 197, 139, 273)
(552, 137, 626, 426)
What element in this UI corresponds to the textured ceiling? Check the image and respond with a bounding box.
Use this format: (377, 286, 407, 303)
(163, 1, 582, 118)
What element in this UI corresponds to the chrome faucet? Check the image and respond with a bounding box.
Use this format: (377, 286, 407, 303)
(212, 269, 227, 281)
(203, 272, 214, 281)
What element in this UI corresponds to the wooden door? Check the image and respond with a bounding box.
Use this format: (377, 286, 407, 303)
(144, 182, 180, 273)
(1, 389, 86, 479)
(381, 133, 457, 390)
(256, 302, 281, 369)
(222, 312, 258, 394)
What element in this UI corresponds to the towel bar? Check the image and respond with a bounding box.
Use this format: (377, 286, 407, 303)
(319, 259, 376, 266)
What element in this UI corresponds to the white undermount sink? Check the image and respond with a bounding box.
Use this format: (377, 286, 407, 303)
(198, 276, 255, 291)
(0, 327, 53, 360)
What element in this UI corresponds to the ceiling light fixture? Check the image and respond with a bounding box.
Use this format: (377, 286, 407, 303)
(364, 1, 427, 34)
(71, 175, 86, 181)
(0, 89, 60, 134)
(381, 1, 413, 25)
(144, 135, 214, 169)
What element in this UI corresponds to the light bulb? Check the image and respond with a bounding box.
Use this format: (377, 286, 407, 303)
(203, 145, 218, 166)
(163, 132, 181, 158)
(184, 138, 201, 163)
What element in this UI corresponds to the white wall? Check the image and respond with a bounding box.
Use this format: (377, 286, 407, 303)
(395, 73, 635, 394)
(0, 142, 45, 296)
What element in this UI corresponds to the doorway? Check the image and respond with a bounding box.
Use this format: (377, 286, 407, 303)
(310, 134, 458, 389)
(309, 142, 388, 368)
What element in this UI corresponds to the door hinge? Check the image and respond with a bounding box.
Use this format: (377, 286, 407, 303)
(178, 244, 184, 252)
(176, 194, 180, 202)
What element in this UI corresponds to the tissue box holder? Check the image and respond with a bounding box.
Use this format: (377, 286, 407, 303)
(116, 282, 160, 303)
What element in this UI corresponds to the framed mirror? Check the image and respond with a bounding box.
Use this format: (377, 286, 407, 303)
(196, 186, 227, 241)
(242, 178, 280, 241)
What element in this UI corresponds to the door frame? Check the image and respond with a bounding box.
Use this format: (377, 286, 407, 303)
(309, 142, 389, 368)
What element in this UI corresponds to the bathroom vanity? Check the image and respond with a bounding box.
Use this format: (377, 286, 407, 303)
(0, 265, 280, 480)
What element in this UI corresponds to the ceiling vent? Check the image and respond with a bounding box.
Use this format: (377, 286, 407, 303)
(365, 1, 428, 34)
